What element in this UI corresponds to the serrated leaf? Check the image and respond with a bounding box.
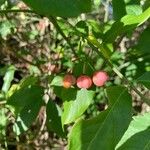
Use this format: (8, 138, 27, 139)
(116, 113, 150, 150)
(46, 100, 65, 137)
(22, 0, 92, 18)
(136, 72, 150, 89)
(68, 86, 132, 150)
(62, 89, 95, 125)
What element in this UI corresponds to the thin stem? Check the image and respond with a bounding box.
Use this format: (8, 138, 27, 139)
(49, 16, 77, 57)
(51, 17, 150, 105)
(87, 41, 150, 106)
(62, 20, 150, 105)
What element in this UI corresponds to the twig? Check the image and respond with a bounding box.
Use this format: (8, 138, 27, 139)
(61, 19, 150, 105)
(87, 40, 150, 106)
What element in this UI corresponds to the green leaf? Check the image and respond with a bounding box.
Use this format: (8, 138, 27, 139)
(135, 27, 150, 54)
(104, 7, 150, 43)
(103, 21, 124, 43)
(7, 85, 44, 114)
(2, 65, 16, 93)
(8, 83, 44, 135)
(121, 6, 150, 26)
(87, 20, 103, 39)
(116, 113, 150, 150)
(143, 0, 150, 10)
(62, 89, 95, 125)
(50, 76, 63, 87)
(73, 62, 94, 77)
(22, 0, 92, 18)
(136, 72, 150, 89)
(19, 76, 39, 88)
(0, 0, 5, 7)
(13, 97, 43, 135)
(68, 86, 132, 150)
(93, 0, 101, 9)
(112, 0, 126, 20)
(46, 100, 65, 137)
(126, 5, 143, 15)
(76, 21, 89, 36)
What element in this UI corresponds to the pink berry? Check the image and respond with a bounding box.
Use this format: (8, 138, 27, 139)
(77, 75, 92, 89)
(92, 71, 109, 87)
(63, 74, 76, 88)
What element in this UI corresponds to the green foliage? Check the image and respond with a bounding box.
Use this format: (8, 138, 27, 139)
(13, 96, 43, 135)
(135, 27, 150, 54)
(7, 85, 44, 113)
(62, 88, 95, 124)
(0, 0, 5, 7)
(68, 86, 132, 150)
(0, 108, 7, 138)
(6, 77, 44, 134)
(22, 0, 92, 17)
(116, 112, 150, 150)
(126, 5, 142, 15)
(104, 7, 150, 43)
(136, 72, 150, 89)
(0, 0, 150, 149)
(50, 75, 63, 87)
(46, 100, 65, 137)
(112, 0, 126, 20)
(2, 65, 15, 93)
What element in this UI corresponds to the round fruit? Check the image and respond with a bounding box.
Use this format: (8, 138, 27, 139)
(92, 71, 109, 86)
(77, 75, 92, 89)
(63, 74, 76, 88)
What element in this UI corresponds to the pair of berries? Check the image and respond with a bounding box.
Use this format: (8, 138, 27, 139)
(63, 71, 109, 89)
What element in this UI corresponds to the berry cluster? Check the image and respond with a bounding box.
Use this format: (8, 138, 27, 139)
(63, 71, 109, 89)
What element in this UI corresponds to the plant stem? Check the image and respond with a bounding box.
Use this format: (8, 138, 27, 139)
(87, 39, 150, 106)
(60, 20, 150, 105)
(64, 22, 150, 106)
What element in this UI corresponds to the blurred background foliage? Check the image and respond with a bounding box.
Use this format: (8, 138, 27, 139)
(0, 0, 150, 149)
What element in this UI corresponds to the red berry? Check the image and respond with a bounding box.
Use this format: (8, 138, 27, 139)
(77, 75, 92, 89)
(63, 74, 76, 88)
(92, 71, 109, 87)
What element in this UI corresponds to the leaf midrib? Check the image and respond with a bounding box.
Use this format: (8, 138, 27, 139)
(87, 89, 127, 149)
